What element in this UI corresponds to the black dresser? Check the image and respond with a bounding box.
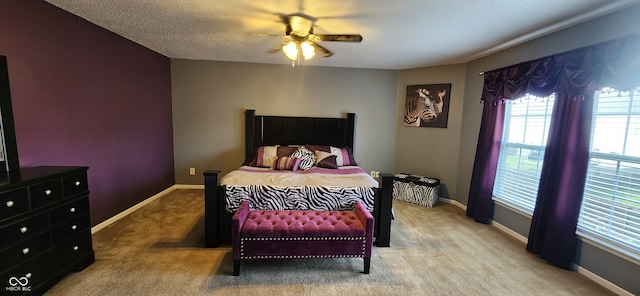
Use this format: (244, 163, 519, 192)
(0, 166, 94, 295)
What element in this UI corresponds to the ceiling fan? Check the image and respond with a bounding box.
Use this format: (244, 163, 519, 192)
(268, 14, 363, 65)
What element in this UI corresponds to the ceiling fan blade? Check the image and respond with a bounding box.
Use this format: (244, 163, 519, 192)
(311, 42, 334, 57)
(267, 41, 289, 54)
(317, 34, 363, 42)
(267, 47, 282, 54)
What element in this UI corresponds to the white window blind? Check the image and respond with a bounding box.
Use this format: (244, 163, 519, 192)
(493, 94, 555, 214)
(578, 88, 640, 255)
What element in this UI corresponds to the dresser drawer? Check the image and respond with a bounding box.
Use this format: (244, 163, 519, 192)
(54, 230, 93, 267)
(0, 251, 53, 294)
(51, 197, 89, 225)
(0, 188, 28, 221)
(0, 233, 50, 268)
(30, 179, 64, 209)
(52, 214, 91, 245)
(64, 172, 89, 197)
(0, 212, 48, 245)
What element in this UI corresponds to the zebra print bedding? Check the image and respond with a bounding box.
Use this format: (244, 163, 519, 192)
(221, 165, 378, 213)
(224, 185, 376, 213)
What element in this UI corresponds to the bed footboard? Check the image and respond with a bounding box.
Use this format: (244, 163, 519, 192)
(203, 170, 393, 248)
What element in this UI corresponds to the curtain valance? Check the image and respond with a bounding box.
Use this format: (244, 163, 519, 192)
(482, 34, 640, 104)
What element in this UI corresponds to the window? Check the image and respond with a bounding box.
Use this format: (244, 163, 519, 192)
(577, 88, 640, 255)
(493, 94, 555, 214)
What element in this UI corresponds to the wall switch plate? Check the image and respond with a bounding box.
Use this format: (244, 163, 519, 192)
(189, 168, 196, 175)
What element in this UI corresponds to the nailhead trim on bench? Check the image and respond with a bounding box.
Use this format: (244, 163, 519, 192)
(240, 237, 367, 259)
(242, 254, 365, 259)
(242, 236, 366, 241)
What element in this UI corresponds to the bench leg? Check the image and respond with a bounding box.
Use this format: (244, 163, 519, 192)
(364, 257, 370, 274)
(233, 259, 240, 276)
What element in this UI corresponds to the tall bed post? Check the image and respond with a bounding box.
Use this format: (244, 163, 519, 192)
(245, 109, 256, 161)
(346, 113, 355, 150)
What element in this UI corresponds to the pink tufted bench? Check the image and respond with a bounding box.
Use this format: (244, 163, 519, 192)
(231, 200, 374, 276)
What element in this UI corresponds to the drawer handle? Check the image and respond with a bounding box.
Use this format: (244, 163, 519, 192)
(22, 247, 30, 255)
(69, 207, 76, 213)
(73, 246, 79, 251)
(71, 224, 77, 230)
(45, 189, 52, 196)
(75, 181, 81, 186)
(6, 200, 14, 208)
(20, 226, 28, 233)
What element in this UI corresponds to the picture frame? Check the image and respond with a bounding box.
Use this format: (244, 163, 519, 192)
(403, 83, 451, 128)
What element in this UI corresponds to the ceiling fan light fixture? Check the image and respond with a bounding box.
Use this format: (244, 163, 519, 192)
(301, 41, 315, 60)
(282, 41, 298, 60)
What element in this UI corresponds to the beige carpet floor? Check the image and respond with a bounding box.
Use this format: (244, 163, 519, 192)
(44, 189, 613, 296)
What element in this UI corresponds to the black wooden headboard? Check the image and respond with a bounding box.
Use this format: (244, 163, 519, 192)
(244, 109, 356, 161)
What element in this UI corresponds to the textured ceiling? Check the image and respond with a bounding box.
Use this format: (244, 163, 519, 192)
(45, 0, 639, 70)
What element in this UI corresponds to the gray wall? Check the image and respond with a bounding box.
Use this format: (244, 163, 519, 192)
(395, 64, 466, 199)
(170, 4, 640, 294)
(171, 60, 397, 184)
(453, 4, 640, 295)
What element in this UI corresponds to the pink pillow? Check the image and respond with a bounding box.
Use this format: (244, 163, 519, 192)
(270, 156, 302, 171)
(330, 146, 357, 166)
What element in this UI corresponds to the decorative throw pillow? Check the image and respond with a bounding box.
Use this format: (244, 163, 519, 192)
(330, 146, 358, 166)
(306, 144, 357, 166)
(316, 154, 338, 169)
(244, 145, 299, 166)
(290, 146, 316, 170)
(315, 150, 333, 163)
(305, 144, 331, 153)
(243, 147, 260, 166)
(255, 146, 278, 167)
(277, 145, 299, 157)
(270, 156, 302, 171)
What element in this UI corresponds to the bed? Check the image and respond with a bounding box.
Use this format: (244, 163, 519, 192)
(203, 109, 394, 248)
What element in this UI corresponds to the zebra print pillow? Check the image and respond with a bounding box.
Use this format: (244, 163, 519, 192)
(290, 146, 316, 170)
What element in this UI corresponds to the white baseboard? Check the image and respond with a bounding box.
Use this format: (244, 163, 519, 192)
(489, 213, 631, 295)
(575, 265, 634, 296)
(91, 185, 177, 234)
(173, 184, 205, 189)
(491, 220, 528, 244)
(490, 221, 632, 295)
(439, 197, 467, 210)
(91, 184, 205, 234)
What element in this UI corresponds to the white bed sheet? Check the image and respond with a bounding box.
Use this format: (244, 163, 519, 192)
(221, 165, 379, 188)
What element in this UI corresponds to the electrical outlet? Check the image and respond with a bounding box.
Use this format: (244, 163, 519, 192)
(189, 167, 196, 176)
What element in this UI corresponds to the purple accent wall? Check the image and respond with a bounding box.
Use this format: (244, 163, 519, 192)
(0, 1, 175, 225)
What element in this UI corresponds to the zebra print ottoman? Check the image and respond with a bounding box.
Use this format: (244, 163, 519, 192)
(231, 200, 374, 276)
(392, 173, 440, 207)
